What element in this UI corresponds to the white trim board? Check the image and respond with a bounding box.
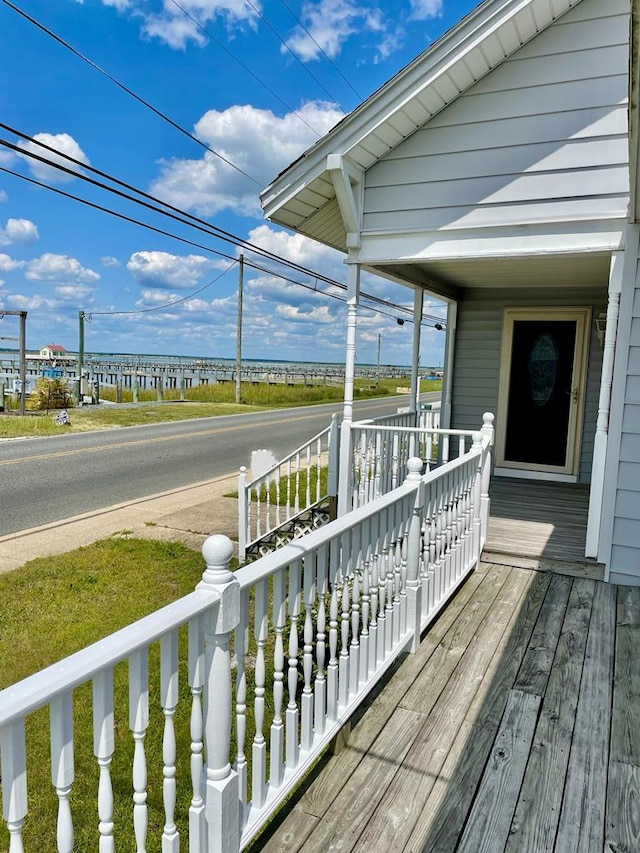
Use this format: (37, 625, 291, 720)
(493, 468, 578, 483)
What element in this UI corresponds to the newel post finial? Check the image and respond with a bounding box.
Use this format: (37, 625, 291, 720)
(405, 456, 423, 483)
(481, 412, 495, 445)
(198, 535, 241, 853)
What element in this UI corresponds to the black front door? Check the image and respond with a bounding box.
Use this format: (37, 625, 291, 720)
(504, 319, 577, 468)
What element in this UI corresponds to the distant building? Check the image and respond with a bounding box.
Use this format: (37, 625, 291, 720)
(39, 343, 67, 360)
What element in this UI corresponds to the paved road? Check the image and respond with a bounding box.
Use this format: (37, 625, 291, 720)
(0, 394, 440, 536)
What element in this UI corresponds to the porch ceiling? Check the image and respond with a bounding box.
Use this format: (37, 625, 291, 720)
(366, 252, 612, 298)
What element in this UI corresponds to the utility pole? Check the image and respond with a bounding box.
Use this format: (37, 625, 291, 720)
(0, 310, 27, 415)
(235, 254, 244, 405)
(78, 310, 85, 405)
(18, 311, 26, 416)
(376, 332, 381, 387)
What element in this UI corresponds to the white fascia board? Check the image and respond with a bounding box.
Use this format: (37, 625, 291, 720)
(261, 0, 583, 222)
(355, 220, 626, 264)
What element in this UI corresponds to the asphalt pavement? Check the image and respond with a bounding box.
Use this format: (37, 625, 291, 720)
(0, 393, 441, 573)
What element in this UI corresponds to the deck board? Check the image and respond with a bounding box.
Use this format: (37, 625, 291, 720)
(251, 565, 637, 853)
(485, 478, 592, 566)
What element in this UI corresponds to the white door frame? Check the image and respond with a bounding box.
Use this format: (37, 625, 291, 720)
(495, 307, 591, 481)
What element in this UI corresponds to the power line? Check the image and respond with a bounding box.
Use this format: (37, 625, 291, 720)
(88, 260, 238, 317)
(276, 0, 363, 101)
(242, 0, 344, 112)
(0, 164, 432, 326)
(167, 0, 322, 137)
(1, 126, 445, 324)
(0, 0, 262, 187)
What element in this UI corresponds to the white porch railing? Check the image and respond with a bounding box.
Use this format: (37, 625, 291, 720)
(0, 419, 492, 853)
(238, 414, 339, 561)
(350, 408, 492, 510)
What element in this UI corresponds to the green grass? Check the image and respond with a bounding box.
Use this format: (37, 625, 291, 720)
(0, 377, 441, 438)
(0, 538, 215, 851)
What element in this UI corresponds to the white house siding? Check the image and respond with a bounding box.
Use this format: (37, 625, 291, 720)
(450, 287, 606, 484)
(362, 0, 629, 236)
(604, 252, 640, 584)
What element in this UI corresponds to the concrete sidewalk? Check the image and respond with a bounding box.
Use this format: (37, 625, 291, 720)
(0, 472, 240, 574)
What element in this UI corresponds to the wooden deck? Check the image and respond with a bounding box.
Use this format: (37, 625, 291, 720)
(255, 562, 639, 853)
(483, 478, 599, 576)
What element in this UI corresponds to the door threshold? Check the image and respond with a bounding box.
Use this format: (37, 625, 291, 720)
(493, 467, 578, 484)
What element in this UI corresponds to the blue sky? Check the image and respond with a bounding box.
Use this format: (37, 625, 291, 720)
(0, 0, 477, 365)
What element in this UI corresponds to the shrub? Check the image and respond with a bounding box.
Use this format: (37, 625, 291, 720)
(27, 378, 75, 411)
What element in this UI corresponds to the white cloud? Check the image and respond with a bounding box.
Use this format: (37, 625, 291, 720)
(17, 133, 90, 184)
(101, 256, 121, 268)
(408, 0, 443, 20)
(275, 303, 335, 324)
(285, 0, 383, 61)
(0, 190, 7, 203)
(54, 284, 96, 300)
(7, 293, 57, 311)
(0, 253, 25, 273)
(25, 253, 100, 284)
(140, 0, 261, 49)
(151, 101, 343, 216)
(127, 251, 215, 289)
(0, 218, 39, 247)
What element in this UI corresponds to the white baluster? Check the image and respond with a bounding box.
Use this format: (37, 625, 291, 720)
(315, 544, 328, 735)
(368, 536, 379, 677)
(286, 560, 301, 769)
(294, 453, 301, 514)
(235, 591, 249, 809)
(161, 630, 179, 852)
(255, 481, 262, 539)
(253, 580, 268, 808)
(265, 472, 272, 535)
(359, 528, 371, 685)
(315, 437, 322, 504)
(384, 522, 395, 654)
(188, 615, 206, 851)
(327, 549, 340, 722)
(349, 534, 361, 696)
(376, 523, 387, 664)
(305, 445, 312, 508)
(1, 720, 27, 853)
(129, 649, 149, 853)
(50, 693, 74, 853)
(401, 515, 409, 630)
(302, 553, 316, 751)
(270, 568, 286, 787)
(93, 669, 115, 853)
(339, 547, 351, 707)
(391, 514, 402, 644)
(275, 469, 282, 528)
(286, 459, 292, 521)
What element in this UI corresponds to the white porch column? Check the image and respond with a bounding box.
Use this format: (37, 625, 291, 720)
(337, 262, 360, 516)
(585, 252, 623, 558)
(441, 301, 458, 430)
(410, 288, 423, 414)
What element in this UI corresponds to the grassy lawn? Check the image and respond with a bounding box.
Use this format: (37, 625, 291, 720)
(0, 537, 214, 851)
(0, 378, 441, 439)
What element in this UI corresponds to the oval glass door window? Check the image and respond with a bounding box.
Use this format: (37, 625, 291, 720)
(528, 332, 558, 407)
